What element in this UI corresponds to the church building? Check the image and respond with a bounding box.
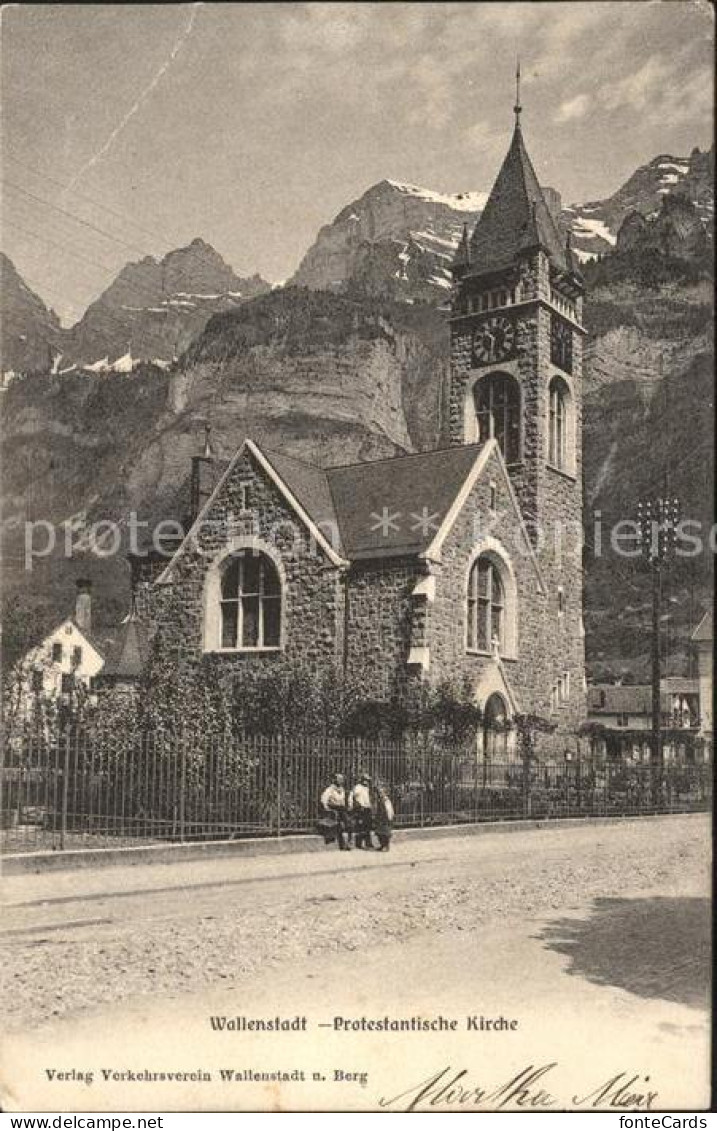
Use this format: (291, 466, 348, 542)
(129, 98, 587, 740)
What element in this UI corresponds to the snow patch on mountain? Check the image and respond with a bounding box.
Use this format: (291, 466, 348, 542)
(573, 217, 617, 245)
(385, 180, 489, 212)
(112, 352, 137, 373)
(84, 356, 110, 373)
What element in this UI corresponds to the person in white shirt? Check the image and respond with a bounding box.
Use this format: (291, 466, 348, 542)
(350, 773, 375, 849)
(320, 773, 350, 850)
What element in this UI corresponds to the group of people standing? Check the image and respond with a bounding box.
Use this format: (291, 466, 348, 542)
(319, 772, 394, 851)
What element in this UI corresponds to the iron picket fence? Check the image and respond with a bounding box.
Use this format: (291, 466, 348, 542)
(1, 727, 712, 854)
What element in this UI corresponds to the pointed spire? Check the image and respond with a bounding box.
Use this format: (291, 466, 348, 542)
(202, 422, 214, 459)
(467, 102, 568, 276)
(514, 57, 522, 125)
(101, 605, 147, 682)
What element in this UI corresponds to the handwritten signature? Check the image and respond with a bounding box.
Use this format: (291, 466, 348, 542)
(378, 1064, 659, 1112)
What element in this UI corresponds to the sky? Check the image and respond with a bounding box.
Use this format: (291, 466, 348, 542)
(1, 1, 713, 324)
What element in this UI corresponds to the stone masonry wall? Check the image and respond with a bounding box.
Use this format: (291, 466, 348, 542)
(143, 447, 345, 686)
(344, 556, 422, 700)
(427, 444, 585, 733)
(447, 251, 586, 731)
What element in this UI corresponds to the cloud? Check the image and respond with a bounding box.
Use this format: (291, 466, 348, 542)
(599, 48, 713, 129)
(464, 119, 502, 152)
(601, 54, 670, 114)
(278, 3, 373, 55)
(555, 93, 591, 122)
(647, 65, 713, 130)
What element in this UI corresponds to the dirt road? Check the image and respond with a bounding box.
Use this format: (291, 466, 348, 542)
(1, 815, 711, 1111)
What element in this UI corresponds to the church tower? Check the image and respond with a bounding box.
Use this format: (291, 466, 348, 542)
(449, 73, 586, 723)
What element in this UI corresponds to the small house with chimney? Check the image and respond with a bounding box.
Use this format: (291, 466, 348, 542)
(5, 580, 108, 725)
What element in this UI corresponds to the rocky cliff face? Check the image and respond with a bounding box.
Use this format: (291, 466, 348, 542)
(0, 254, 62, 377)
(566, 145, 714, 262)
(65, 238, 270, 369)
(289, 148, 714, 299)
(1, 240, 270, 377)
(616, 194, 709, 261)
(3, 146, 711, 376)
(0, 288, 449, 635)
(291, 179, 486, 302)
(581, 272, 713, 680)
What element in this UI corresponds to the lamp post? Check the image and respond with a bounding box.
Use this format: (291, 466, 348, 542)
(637, 494, 680, 799)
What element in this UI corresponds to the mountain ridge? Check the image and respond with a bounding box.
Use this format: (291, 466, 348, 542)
(1, 240, 271, 377)
(2, 142, 712, 376)
(290, 143, 713, 300)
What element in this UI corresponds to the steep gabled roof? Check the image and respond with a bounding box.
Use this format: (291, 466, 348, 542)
(588, 684, 653, 714)
(23, 617, 110, 666)
(468, 122, 567, 276)
(261, 448, 342, 550)
(68, 619, 114, 660)
(588, 682, 700, 715)
(156, 439, 349, 583)
(154, 438, 545, 578)
(326, 443, 487, 560)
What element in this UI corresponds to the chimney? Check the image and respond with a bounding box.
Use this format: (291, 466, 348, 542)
(189, 424, 215, 524)
(75, 578, 92, 633)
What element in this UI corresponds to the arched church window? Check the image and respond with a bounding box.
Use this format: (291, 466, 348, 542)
(467, 556, 505, 653)
(548, 376, 569, 469)
(474, 373, 521, 464)
(220, 551, 282, 649)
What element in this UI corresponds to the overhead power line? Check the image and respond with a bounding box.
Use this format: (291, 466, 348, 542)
(2, 180, 151, 257)
(8, 217, 172, 309)
(3, 153, 173, 247)
(10, 221, 118, 277)
(5, 208, 204, 321)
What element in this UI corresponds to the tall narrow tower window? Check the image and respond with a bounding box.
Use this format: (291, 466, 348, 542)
(548, 377, 569, 469)
(474, 373, 521, 464)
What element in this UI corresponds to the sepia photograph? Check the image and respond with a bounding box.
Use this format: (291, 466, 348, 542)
(0, 0, 713, 1115)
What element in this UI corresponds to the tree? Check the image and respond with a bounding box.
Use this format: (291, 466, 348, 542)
(513, 712, 557, 817)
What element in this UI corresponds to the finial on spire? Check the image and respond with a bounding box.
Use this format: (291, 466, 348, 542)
(202, 422, 213, 459)
(514, 57, 522, 123)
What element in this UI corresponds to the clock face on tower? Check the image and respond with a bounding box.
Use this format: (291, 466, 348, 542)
(472, 314, 517, 367)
